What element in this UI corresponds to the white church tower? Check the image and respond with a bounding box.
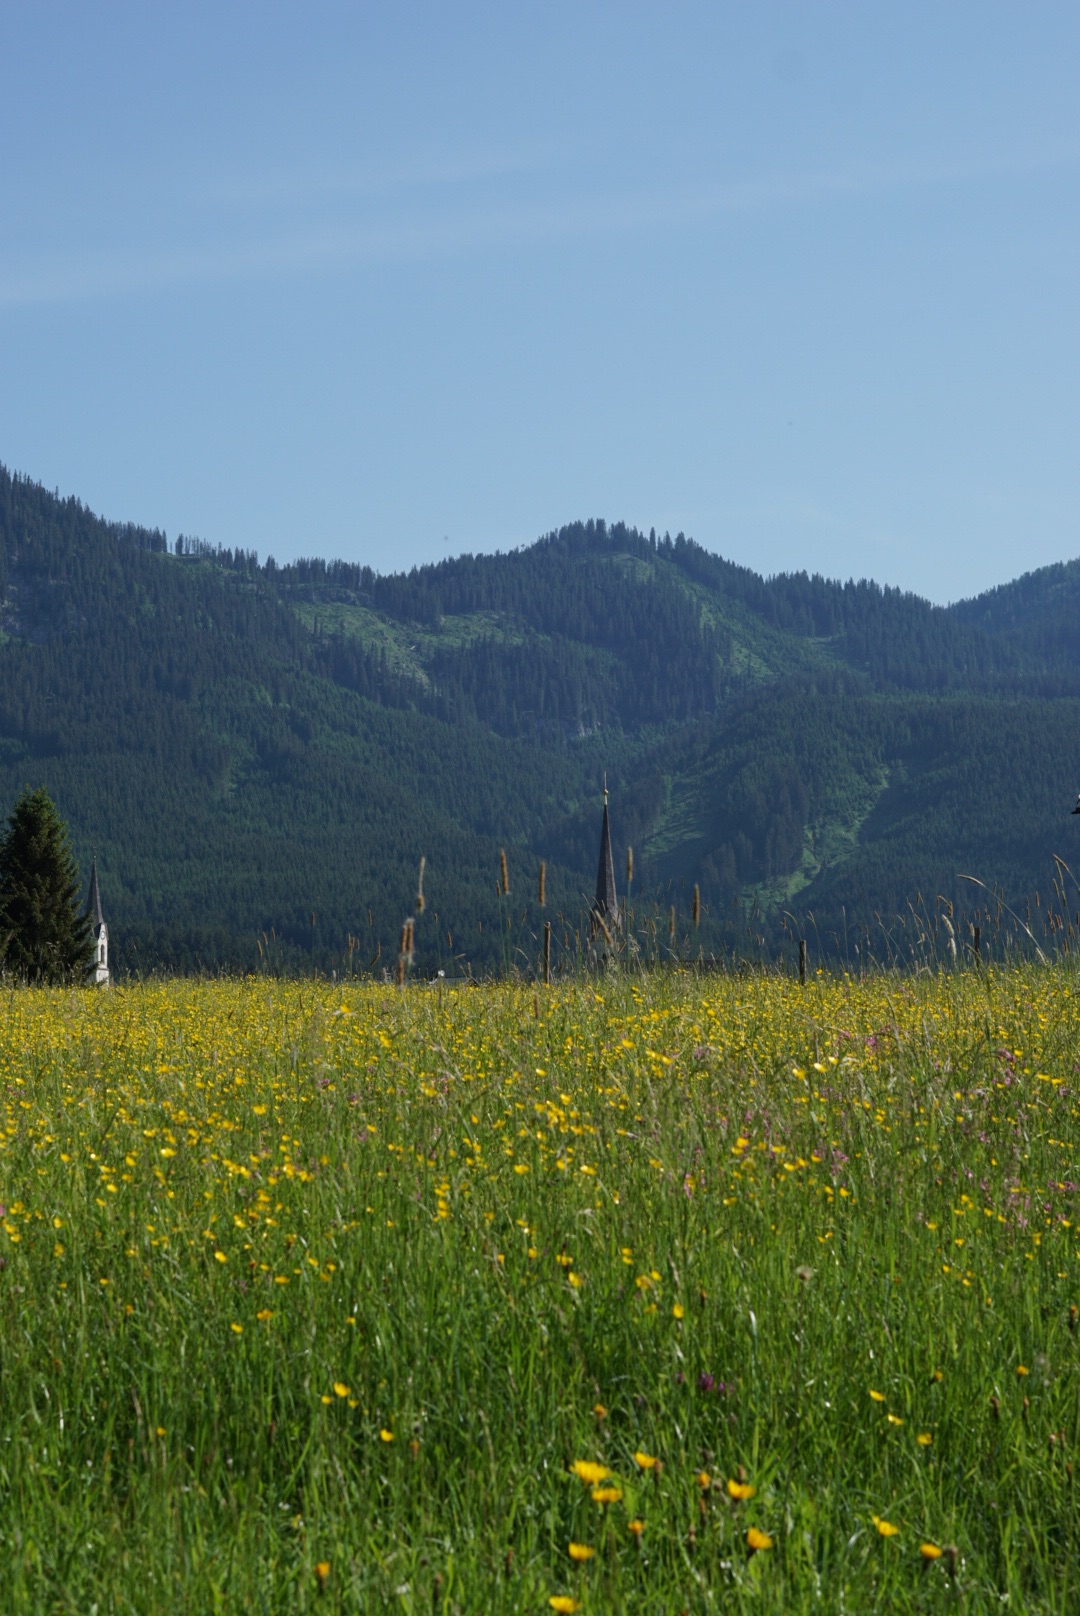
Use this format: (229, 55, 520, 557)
(86, 853, 109, 985)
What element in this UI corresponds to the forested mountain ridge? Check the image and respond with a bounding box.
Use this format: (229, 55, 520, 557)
(1, 462, 1078, 975)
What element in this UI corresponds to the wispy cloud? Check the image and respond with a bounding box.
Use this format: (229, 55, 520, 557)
(1, 142, 1074, 310)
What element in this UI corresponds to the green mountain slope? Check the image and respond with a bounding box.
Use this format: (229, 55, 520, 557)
(2, 466, 1079, 974)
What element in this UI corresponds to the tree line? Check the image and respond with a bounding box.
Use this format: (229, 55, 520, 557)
(3, 461, 1080, 976)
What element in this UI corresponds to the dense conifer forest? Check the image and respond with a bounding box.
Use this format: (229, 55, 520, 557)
(1, 462, 1078, 976)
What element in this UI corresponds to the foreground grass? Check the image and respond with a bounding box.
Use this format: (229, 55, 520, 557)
(0, 967, 1076, 1612)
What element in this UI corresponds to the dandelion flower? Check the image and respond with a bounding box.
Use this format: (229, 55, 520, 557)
(916, 1432, 933, 1446)
(593, 1403, 608, 1420)
(314, 1561, 330, 1587)
(1016, 1364, 1029, 1377)
(570, 1460, 611, 1486)
(230, 1322, 243, 1335)
(256, 1308, 273, 1322)
(379, 1428, 394, 1442)
(567, 1542, 595, 1562)
(633, 1449, 658, 1470)
(746, 1527, 773, 1551)
(872, 1516, 900, 1537)
(920, 1542, 942, 1560)
(333, 1382, 350, 1398)
(727, 1479, 755, 1500)
(695, 1471, 710, 1488)
(886, 1413, 903, 1426)
(627, 1519, 644, 1538)
(869, 1389, 886, 1403)
(549, 1600, 581, 1613)
(591, 1486, 622, 1504)
(672, 1302, 685, 1319)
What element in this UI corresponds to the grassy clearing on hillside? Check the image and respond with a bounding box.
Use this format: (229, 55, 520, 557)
(0, 968, 1076, 1613)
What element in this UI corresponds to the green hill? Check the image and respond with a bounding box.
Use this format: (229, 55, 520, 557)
(1, 465, 1078, 975)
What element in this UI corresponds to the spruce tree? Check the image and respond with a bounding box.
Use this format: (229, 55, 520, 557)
(0, 788, 94, 984)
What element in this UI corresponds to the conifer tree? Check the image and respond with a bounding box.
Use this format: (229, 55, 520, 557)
(0, 788, 93, 984)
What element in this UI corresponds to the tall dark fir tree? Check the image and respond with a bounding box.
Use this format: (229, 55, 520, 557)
(0, 788, 94, 984)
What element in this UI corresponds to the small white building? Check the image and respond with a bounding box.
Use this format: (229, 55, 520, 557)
(86, 854, 109, 985)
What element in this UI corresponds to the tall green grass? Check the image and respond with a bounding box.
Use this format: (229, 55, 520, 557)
(0, 966, 1075, 1612)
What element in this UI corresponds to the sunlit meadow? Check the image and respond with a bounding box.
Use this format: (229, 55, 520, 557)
(0, 966, 1077, 1612)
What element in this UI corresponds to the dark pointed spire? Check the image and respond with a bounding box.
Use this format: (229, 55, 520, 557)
(592, 774, 619, 930)
(87, 851, 104, 933)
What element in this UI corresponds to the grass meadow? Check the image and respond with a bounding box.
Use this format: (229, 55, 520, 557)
(0, 966, 1076, 1613)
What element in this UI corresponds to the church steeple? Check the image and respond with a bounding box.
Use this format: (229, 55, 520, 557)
(592, 775, 619, 933)
(87, 851, 104, 932)
(86, 851, 109, 985)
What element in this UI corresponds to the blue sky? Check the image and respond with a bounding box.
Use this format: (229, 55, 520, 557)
(1, 3, 1078, 602)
